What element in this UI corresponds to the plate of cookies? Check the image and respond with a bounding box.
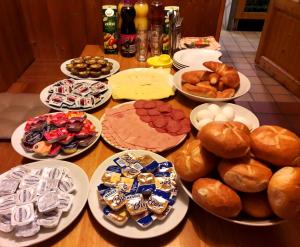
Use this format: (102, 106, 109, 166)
(88, 150, 189, 239)
(60, 56, 120, 80)
(173, 122, 300, 226)
(173, 61, 251, 102)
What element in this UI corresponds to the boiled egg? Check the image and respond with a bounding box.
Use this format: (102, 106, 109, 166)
(197, 118, 213, 130)
(214, 113, 229, 122)
(221, 106, 235, 121)
(234, 116, 252, 130)
(196, 110, 214, 122)
(207, 104, 221, 115)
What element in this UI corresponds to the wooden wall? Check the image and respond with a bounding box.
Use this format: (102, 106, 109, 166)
(0, 0, 34, 91)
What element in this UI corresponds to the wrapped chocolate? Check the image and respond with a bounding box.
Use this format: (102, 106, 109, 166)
(103, 189, 126, 211)
(36, 179, 59, 195)
(103, 206, 128, 226)
(101, 171, 121, 187)
(8, 166, 31, 180)
(16, 187, 37, 205)
(0, 178, 20, 196)
(137, 173, 156, 195)
(57, 193, 73, 212)
(58, 174, 75, 193)
(0, 194, 16, 214)
(11, 203, 35, 226)
(37, 191, 60, 212)
(42, 167, 65, 180)
(132, 211, 157, 228)
(0, 214, 14, 233)
(37, 209, 62, 228)
(15, 221, 40, 238)
(125, 193, 147, 216)
(20, 174, 41, 189)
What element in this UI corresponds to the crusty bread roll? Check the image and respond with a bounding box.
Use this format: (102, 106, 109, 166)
(241, 192, 273, 218)
(198, 121, 251, 159)
(192, 178, 242, 218)
(250, 125, 300, 167)
(268, 167, 300, 219)
(218, 157, 272, 192)
(174, 139, 216, 182)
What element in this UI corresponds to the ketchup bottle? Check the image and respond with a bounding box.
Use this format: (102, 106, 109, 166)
(120, 0, 137, 57)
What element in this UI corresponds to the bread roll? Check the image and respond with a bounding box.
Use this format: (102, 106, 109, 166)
(192, 178, 242, 218)
(268, 167, 300, 219)
(174, 140, 216, 182)
(198, 121, 251, 159)
(218, 157, 272, 192)
(250, 125, 300, 167)
(241, 192, 273, 218)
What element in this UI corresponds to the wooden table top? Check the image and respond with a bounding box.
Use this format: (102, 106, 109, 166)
(1, 45, 300, 247)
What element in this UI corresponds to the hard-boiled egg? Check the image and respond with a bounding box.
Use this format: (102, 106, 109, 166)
(196, 110, 214, 122)
(214, 113, 229, 122)
(221, 106, 235, 121)
(234, 116, 253, 130)
(197, 118, 213, 130)
(207, 104, 221, 115)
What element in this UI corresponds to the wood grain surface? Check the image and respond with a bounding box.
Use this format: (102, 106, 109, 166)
(1, 45, 300, 247)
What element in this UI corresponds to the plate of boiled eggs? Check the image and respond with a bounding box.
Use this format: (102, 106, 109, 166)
(190, 103, 259, 131)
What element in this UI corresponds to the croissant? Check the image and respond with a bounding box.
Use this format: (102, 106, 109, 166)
(182, 83, 217, 98)
(182, 70, 212, 85)
(203, 61, 240, 89)
(216, 88, 236, 98)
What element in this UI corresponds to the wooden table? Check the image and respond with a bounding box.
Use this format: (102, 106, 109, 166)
(1, 45, 300, 247)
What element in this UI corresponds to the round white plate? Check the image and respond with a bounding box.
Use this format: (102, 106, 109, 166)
(100, 101, 187, 152)
(173, 49, 222, 68)
(88, 150, 189, 239)
(173, 66, 251, 102)
(190, 103, 260, 131)
(179, 180, 284, 227)
(11, 113, 101, 160)
(40, 80, 112, 112)
(0, 160, 89, 246)
(60, 58, 120, 80)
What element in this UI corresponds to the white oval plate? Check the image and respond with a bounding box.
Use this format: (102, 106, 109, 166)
(173, 49, 222, 68)
(88, 150, 189, 239)
(173, 66, 251, 102)
(0, 160, 89, 246)
(179, 180, 284, 227)
(40, 80, 112, 112)
(100, 101, 187, 152)
(190, 103, 260, 131)
(60, 58, 120, 80)
(11, 113, 101, 160)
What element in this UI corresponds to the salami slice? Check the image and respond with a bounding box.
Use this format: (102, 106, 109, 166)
(171, 109, 185, 120)
(148, 122, 155, 128)
(143, 101, 156, 109)
(158, 104, 172, 113)
(139, 115, 152, 123)
(176, 125, 191, 135)
(155, 127, 167, 133)
(134, 100, 147, 109)
(153, 116, 167, 128)
(154, 100, 165, 107)
(147, 109, 160, 116)
(136, 109, 148, 116)
(166, 119, 181, 133)
(180, 118, 190, 127)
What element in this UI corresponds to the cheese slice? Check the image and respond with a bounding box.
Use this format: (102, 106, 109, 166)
(108, 68, 175, 100)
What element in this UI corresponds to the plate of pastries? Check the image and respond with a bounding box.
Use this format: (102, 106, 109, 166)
(173, 61, 251, 102)
(60, 56, 120, 80)
(173, 121, 300, 226)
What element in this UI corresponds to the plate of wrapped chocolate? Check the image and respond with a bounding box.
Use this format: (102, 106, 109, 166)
(60, 56, 120, 80)
(100, 100, 191, 152)
(88, 150, 189, 239)
(173, 61, 251, 102)
(0, 160, 89, 247)
(173, 122, 300, 226)
(11, 112, 101, 160)
(40, 79, 112, 111)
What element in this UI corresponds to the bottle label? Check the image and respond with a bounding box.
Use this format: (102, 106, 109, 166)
(120, 34, 137, 55)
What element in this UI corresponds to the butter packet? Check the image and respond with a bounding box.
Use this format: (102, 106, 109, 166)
(15, 221, 40, 238)
(37, 179, 59, 195)
(8, 166, 31, 180)
(37, 191, 60, 213)
(16, 187, 37, 205)
(11, 203, 35, 226)
(147, 193, 169, 215)
(37, 209, 62, 228)
(0, 178, 20, 196)
(57, 193, 73, 213)
(103, 206, 128, 226)
(0, 214, 14, 233)
(154, 177, 175, 193)
(97, 183, 112, 205)
(132, 211, 157, 228)
(41, 167, 65, 180)
(102, 171, 121, 187)
(0, 194, 16, 214)
(155, 205, 173, 221)
(113, 153, 137, 168)
(137, 173, 156, 195)
(58, 174, 75, 193)
(125, 193, 147, 216)
(136, 155, 159, 173)
(103, 189, 126, 211)
(19, 174, 41, 189)
(116, 177, 134, 194)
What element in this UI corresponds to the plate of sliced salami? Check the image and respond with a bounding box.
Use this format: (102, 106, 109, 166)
(100, 101, 191, 152)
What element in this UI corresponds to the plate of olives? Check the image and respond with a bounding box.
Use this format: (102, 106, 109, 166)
(60, 56, 120, 80)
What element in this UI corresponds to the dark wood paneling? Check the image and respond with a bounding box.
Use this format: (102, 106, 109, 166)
(0, 0, 34, 91)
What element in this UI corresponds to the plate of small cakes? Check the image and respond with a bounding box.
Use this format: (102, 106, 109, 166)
(40, 79, 112, 111)
(60, 56, 120, 80)
(173, 61, 251, 102)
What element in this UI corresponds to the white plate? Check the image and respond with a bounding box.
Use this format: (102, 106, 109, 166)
(11, 113, 101, 160)
(100, 101, 187, 152)
(179, 180, 284, 226)
(40, 80, 112, 112)
(0, 160, 89, 246)
(60, 58, 120, 80)
(190, 103, 260, 131)
(173, 66, 251, 102)
(173, 49, 222, 68)
(88, 150, 189, 239)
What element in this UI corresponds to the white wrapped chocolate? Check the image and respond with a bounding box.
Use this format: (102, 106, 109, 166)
(0, 194, 16, 214)
(37, 191, 60, 213)
(8, 166, 30, 180)
(15, 221, 40, 237)
(0, 178, 20, 196)
(37, 209, 62, 228)
(58, 174, 75, 193)
(57, 193, 73, 212)
(19, 174, 41, 188)
(36, 179, 59, 195)
(0, 214, 14, 233)
(16, 187, 37, 205)
(41, 167, 65, 180)
(11, 203, 35, 226)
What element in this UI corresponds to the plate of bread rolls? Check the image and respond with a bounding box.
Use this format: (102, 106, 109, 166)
(173, 121, 300, 226)
(173, 61, 251, 102)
